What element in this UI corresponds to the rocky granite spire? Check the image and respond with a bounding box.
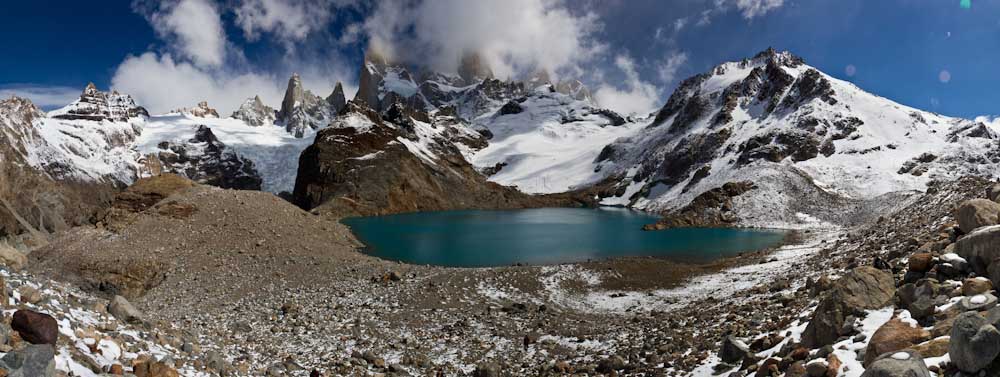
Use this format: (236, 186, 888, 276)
(326, 82, 346, 114)
(279, 73, 306, 120)
(277, 73, 334, 138)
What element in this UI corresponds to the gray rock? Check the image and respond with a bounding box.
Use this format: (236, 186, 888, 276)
(472, 363, 504, 377)
(988, 183, 1000, 202)
(956, 226, 1000, 275)
(957, 198, 1000, 233)
(802, 267, 895, 348)
(909, 296, 936, 320)
(859, 350, 930, 377)
(949, 311, 1000, 373)
(108, 295, 143, 324)
(719, 336, 751, 363)
(0, 344, 55, 377)
(958, 293, 998, 311)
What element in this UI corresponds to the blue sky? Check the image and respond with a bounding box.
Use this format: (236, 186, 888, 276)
(0, 0, 996, 118)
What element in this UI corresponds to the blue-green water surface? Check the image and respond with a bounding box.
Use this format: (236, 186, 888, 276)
(341, 208, 786, 267)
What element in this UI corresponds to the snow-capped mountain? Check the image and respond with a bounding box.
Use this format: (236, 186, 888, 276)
(592, 48, 1000, 225)
(3, 47, 999, 230)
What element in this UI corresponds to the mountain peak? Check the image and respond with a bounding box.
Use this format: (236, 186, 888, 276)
(326, 82, 346, 113)
(458, 51, 494, 84)
(50, 82, 148, 122)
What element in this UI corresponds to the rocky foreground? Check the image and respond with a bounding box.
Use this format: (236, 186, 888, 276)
(0, 174, 990, 376)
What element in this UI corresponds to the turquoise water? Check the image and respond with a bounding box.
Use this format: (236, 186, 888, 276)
(341, 208, 787, 267)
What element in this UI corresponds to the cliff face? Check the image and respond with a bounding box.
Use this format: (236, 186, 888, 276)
(292, 103, 595, 218)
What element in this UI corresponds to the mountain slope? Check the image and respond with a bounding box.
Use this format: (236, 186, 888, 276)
(589, 48, 1000, 226)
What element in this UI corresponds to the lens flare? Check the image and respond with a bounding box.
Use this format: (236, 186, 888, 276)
(961, 0, 971, 9)
(845, 65, 857, 77)
(939, 70, 952, 83)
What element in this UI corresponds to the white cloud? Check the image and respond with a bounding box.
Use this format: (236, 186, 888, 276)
(110, 53, 356, 115)
(0, 84, 83, 109)
(234, 0, 351, 47)
(673, 18, 688, 32)
(735, 0, 785, 19)
(657, 51, 688, 83)
(363, 0, 606, 80)
(594, 55, 661, 116)
(148, 0, 227, 68)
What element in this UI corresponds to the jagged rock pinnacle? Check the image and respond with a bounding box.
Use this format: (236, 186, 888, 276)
(327, 82, 346, 113)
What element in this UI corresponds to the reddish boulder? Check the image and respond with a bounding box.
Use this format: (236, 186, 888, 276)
(11, 309, 58, 345)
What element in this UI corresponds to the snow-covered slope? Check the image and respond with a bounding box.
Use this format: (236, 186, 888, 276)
(469, 87, 641, 193)
(137, 114, 313, 193)
(593, 48, 1000, 224)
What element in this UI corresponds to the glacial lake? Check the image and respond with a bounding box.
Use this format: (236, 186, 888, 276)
(341, 208, 787, 267)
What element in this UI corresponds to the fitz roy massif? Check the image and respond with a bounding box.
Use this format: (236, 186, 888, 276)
(2, 1, 1000, 377)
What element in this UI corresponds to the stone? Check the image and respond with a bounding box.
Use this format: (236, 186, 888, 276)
(802, 267, 895, 348)
(11, 310, 57, 345)
(949, 311, 1000, 373)
(0, 344, 55, 377)
(472, 363, 503, 377)
(907, 253, 934, 273)
(17, 286, 41, 304)
(108, 295, 143, 324)
(596, 356, 626, 373)
(955, 227, 1000, 276)
(989, 183, 1000, 202)
(956, 198, 1000, 233)
(805, 359, 828, 377)
(958, 293, 998, 311)
(786, 361, 808, 377)
(908, 296, 935, 320)
(719, 336, 750, 363)
(963, 277, 993, 296)
(909, 337, 950, 358)
(0, 246, 27, 271)
(859, 350, 930, 377)
(863, 318, 931, 366)
(133, 361, 180, 377)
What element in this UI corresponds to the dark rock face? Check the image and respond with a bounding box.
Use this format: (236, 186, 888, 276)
(801, 267, 895, 348)
(149, 126, 263, 190)
(278, 74, 335, 138)
(11, 309, 58, 345)
(51, 83, 148, 122)
(738, 131, 822, 165)
(0, 97, 118, 238)
(644, 181, 754, 229)
(231, 96, 276, 127)
(326, 82, 347, 114)
(719, 336, 751, 363)
(292, 103, 596, 217)
(498, 101, 523, 115)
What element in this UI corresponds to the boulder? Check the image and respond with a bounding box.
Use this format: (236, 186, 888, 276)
(719, 336, 750, 363)
(802, 267, 895, 348)
(108, 295, 143, 324)
(958, 293, 998, 311)
(907, 253, 934, 273)
(471, 363, 503, 377)
(0, 344, 55, 377)
(863, 318, 930, 366)
(956, 227, 1000, 276)
(859, 350, 931, 377)
(962, 277, 993, 296)
(11, 310, 57, 345)
(0, 246, 27, 271)
(988, 183, 1000, 202)
(909, 337, 950, 358)
(133, 361, 180, 377)
(949, 311, 1000, 373)
(956, 199, 1000, 233)
(805, 359, 828, 377)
